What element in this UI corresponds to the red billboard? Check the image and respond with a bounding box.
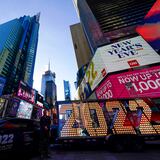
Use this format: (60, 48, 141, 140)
(96, 65, 160, 99)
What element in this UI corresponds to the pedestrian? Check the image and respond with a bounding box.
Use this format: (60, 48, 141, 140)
(39, 109, 51, 159)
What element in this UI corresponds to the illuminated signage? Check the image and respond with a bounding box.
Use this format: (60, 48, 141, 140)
(107, 39, 143, 58)
(17, 100, 33, 119)
(84, 36, 160, 91)
(136, 0, 160, 51)
(96, 65, 160, 99)
(58, 99, 160, 137)
(17, 81, 35, 104)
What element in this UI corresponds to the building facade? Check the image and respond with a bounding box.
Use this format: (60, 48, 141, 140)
(41, 65, 57, 107)
(70, 23, 92, 70)
(73, 0, 156, 53)
(0, 14, 40, 94)
(72, 0, 160, 100)
(70, 23, 92, 87)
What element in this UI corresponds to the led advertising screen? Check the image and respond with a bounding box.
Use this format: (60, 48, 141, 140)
(17, 81, 35, 104)
(85, 36, 160, 91)
(6, 99, 20, 117)
(17, 100, 33, 119)
(96, 65, 160, 99)
(136, 0, 160, 52)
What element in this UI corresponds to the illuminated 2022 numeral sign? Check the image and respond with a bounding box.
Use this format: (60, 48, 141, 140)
(59, 100, 160, 137)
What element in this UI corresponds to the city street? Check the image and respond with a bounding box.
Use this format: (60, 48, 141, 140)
(1, 0, 160, 160)
(1, 143, 160, 160)
(32, 144, 160, 160)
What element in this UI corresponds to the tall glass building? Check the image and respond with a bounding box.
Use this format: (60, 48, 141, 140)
(73, 0, 156, 53)
(41, 64, 57, 106)
(0, 13, 40, 94)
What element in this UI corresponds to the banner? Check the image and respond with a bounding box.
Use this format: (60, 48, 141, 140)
(96, 65, 160, 99)
(85, 36, 160, 91)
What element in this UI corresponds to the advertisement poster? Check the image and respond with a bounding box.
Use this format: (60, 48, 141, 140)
(98, 36, 160, 72)
(84, 36, 160, 91)
(96, 65, 160, 99)
(17, 100, 33, 119)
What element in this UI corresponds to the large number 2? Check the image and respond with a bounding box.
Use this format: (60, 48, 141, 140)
(60, 103, 107, 137)
(86, 61, 97, 87)
(0, 134, 14, 145)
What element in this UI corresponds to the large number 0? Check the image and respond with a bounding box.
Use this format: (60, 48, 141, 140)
(82, 103, 107, 136)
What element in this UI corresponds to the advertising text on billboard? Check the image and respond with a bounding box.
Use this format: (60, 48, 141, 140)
(96, 65, 160, 99)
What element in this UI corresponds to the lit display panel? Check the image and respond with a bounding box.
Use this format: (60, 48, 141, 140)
(58, 99, 160, 137)
(136, 0, 160, 51)
(17, 100, 33, 119)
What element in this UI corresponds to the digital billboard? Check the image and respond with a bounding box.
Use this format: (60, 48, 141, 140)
(85, 36, 160, 91)
(17, 81, 35, 104)
(17, 100, 33, 119)
(8, 99, 20, 117)
(96, 65, 160, 99)
(136, 0, 160, 52)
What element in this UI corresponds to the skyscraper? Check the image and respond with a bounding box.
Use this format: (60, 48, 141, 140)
(0, 13, 40, 94)
(73, 0, 156, 52)
(70, 23, 92, 87)
(63, 80, 71, 101)
(70, 23, 92, 70)
(41, 63, 57, 106)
